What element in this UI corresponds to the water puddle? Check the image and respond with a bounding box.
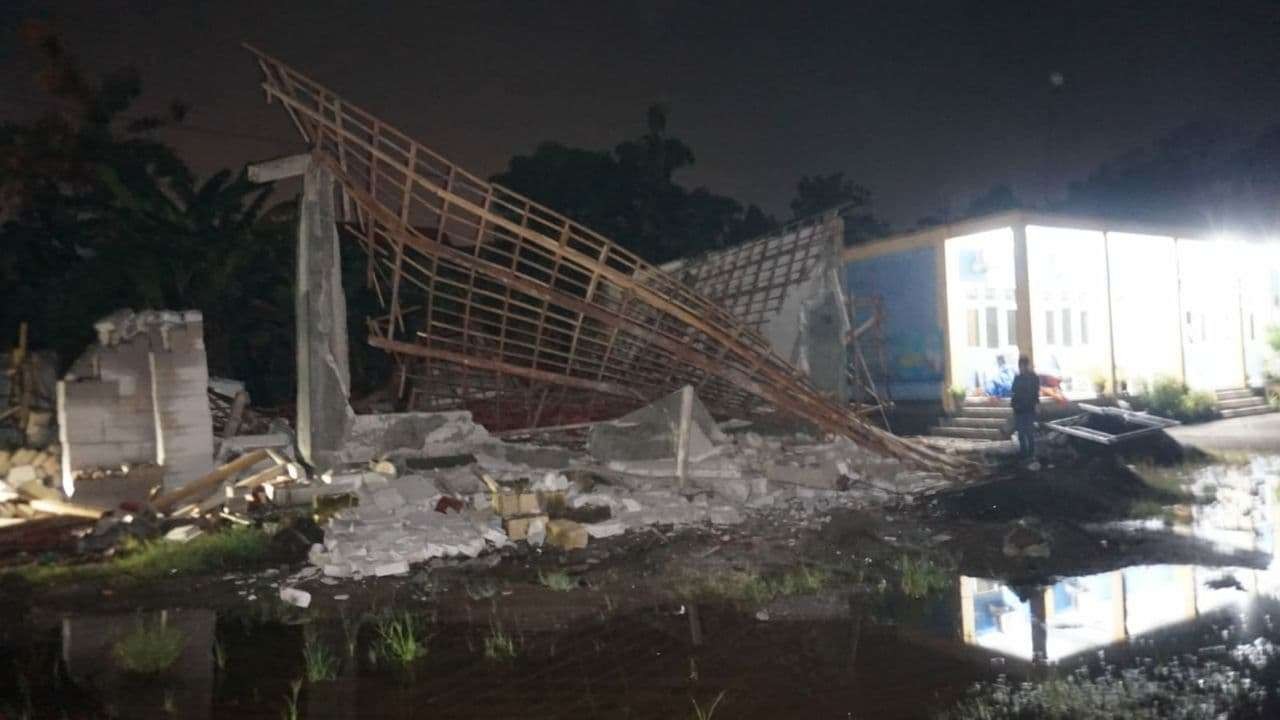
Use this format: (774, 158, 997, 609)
(4, 455, 1280, 718)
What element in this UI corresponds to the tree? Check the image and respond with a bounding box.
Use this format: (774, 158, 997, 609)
(1059, 120, 1280, 233)
(787, 172, 886, 245)
(964, 184, 1021, 217)
(493, 105, 776, 262)
(0, 26, 307, 404)
(789, 172, 869, 219)
(914, 184, 1022, 229)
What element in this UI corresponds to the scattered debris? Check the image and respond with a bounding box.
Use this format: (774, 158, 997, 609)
(1047, 403, 1180, 445)
(1003, 523, 1051, 559)
(279, 586, 312, 608)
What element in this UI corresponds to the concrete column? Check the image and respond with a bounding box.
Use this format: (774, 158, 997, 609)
(1102, 233, 1119, 395)
(296, 162, 353, 468)
(1012, 223, 1035, 366)
(934, 242, 952, 404)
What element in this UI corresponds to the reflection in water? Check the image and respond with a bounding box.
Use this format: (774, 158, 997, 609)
(961, 456, 1280, 664)
(24, 457, 1280, 718)
(61, 609, 216, 719)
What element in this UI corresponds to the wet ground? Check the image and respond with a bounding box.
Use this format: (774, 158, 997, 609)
(4, 442, 1280, 718)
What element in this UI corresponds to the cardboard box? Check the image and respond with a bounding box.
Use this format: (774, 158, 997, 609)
(493, 492, 540, 518)
(546, 519, 588, 550)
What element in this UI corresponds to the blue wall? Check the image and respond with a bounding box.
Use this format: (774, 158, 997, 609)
(845, 247, 945, 401)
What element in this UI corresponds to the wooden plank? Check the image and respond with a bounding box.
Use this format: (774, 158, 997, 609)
(152, 449, 269, 512)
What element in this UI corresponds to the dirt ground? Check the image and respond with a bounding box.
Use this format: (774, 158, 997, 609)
(2, 433, 1278, 719)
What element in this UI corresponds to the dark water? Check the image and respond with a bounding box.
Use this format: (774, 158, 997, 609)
(6, 456, 1280, 719)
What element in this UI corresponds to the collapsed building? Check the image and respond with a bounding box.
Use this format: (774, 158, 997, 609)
(0, 46, 972, 571)
(242, 45, 959, 473)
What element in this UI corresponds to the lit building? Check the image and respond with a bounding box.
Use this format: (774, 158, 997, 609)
(844, 210, 1280, 410)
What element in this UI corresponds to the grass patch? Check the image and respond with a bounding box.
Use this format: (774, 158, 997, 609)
(13, 527, 270, 586)
(483, 624, 518, 662)
(374, 612, 428, 665)
(691, 690, 727, 720)
(113, 618, 186, 675)
(280, 678, 302, 720)
(1128, 499, 1167, 519)
(675, 566, 832, 606)
(897, 555, 951, 599)
(538, 570, 577, 592)
(301, 626, 339, 682)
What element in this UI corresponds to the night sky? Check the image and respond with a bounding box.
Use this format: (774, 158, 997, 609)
(4, 1, 1280, 228)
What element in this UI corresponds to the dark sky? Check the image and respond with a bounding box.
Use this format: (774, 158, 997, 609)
(4, 1, 1280, 228)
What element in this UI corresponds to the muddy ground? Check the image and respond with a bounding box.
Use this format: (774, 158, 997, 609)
(3, 438, 1280, 718)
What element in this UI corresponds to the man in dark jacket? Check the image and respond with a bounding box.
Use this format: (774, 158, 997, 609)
(1011, 354, 1040, 468)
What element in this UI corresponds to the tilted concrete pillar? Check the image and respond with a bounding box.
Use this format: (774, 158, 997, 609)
(295, 161, 352, 468)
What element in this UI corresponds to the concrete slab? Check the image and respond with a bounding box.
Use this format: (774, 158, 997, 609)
(587, 387, 726, 463)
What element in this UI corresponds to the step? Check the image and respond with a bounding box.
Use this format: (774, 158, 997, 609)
(929, 426, 1006, 441)
(940, 416, 1009, 430)
(957, 406, 1014, 418)
(1220, 405, 1276, 419)
(1216, 388, 1256, 401)
(965, 398, 1011, 407)
(1217, 397, 1264, 411)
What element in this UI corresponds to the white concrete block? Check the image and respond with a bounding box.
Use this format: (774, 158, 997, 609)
(374, 560, 410, 577)
(279, 587, 312, 608)
(163, 525, 204, 543)
(527, 517, 546, 547)
(372, 488, 405, 512)
(709, 506, 744, 525)
(585, 520, 626, 538)
(6, 465, 38, 485)
(323, 563, 352, 578)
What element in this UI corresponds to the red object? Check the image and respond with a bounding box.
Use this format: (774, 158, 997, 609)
(435, 496, 464, 514)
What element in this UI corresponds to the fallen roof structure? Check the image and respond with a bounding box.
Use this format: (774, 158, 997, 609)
(244, 45, 965, 472)
(1046, 403, 1180, 445)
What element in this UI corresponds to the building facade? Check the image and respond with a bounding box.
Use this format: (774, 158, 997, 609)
(844, 210, 1280, 404)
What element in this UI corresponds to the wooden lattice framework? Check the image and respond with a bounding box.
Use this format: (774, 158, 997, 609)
(671, 213, 838, 334)
(245, 45, 964, 470)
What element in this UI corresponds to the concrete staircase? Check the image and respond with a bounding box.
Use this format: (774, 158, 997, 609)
(1216, 388, 1275, 419)
(930, 399, 1012, 441)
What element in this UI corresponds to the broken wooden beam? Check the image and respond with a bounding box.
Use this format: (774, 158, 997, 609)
(27, 498, 105, 519)
(152, 449, 269, 512)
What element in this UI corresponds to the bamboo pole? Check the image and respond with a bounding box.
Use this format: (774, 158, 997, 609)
(152, 450, 269, 512)
(28, 498, 104, 519)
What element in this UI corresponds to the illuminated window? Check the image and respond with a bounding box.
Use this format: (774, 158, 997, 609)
(1045, 311, 1056, 345)
(1061, 308, 1073, 347)
(1080, 311, 1089, 345)
(986, 307, 999, 348)
(1007, 309, 1018, 347)
(967, 309, 980, 347)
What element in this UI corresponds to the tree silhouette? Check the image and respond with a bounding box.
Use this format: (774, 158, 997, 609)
(493, 105, 776, 263)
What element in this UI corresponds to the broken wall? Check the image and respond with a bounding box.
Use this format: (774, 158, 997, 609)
(57, 310, 214, 495)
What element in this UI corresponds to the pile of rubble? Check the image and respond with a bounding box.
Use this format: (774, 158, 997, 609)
(2, 306, 963, 578)
(0, 445, 66, 523)
(288, 390, 953, 579)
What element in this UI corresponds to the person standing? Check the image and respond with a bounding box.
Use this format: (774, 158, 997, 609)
(1011, 354, 1041, 469)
